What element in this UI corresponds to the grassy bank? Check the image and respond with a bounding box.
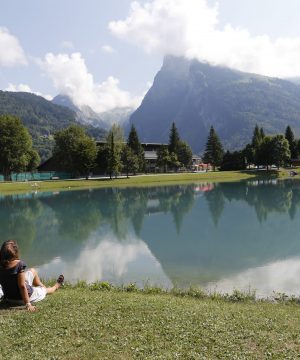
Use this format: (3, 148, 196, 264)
(1, 285, 300, 359)
(0, 169, 287, 195)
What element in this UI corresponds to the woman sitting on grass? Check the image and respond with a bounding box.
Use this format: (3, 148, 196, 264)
(0, 240, 64, 312)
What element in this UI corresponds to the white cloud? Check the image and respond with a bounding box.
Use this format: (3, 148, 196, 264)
(109, 0, 300, 78)
(101, 44, 116, 54)
(5, 83, 53, 100)
(39, 52, 143, 113)
(0, 27, 27, 66)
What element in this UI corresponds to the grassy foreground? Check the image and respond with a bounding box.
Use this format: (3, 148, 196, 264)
(1, 285, 300, 359)
(0, 169, 286, 195)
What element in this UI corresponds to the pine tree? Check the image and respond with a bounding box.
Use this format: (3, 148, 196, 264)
(106, 124, 124, 178)
(121, 145, 139, 178)
(168, 122, 180, 154)
(107, 133, 120, 179)
(252, 124, 263, 148)
(285, 125, 297, 159)
(251, 124, 264, 166)
(127, 124, 145, 172)
(203, 126, 224, 170)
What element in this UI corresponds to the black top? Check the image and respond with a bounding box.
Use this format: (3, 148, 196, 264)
(0, 260, 33, 300)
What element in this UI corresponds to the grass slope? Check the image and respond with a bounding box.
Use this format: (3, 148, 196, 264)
(0, 170, 284, 195)
(1, 287, 300, 359)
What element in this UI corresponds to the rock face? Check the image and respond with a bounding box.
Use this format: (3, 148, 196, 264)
(52, 94, 107, 128)
(52, 94, 134, 129)
(128, 55, 300, 153)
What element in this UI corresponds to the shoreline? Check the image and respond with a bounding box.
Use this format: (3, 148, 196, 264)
(0, 169, 289, 195)
(41, 281, 300, 303)
(2, 281, 297, 304)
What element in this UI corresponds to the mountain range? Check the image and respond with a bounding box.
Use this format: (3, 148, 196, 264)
(2, 56, 300, 160)
(128, 56, 300, 153)
(52, 94, 134, 129)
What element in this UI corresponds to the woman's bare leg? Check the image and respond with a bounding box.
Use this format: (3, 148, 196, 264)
(29, 268, 62, 294)
(46, 283, 61, 294)
(29, 268, 45, 287)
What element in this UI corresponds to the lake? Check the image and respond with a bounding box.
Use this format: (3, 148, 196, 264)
(1, 179, 300, 297)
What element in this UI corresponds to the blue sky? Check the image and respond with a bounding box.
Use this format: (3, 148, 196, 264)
(1, 0, 300, 113)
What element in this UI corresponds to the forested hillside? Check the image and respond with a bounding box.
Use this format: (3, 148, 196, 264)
(0, 91, 106, 160)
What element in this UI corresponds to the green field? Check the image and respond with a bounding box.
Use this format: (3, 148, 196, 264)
(0, 169, 287, 195)
(1, 286, 300, 359)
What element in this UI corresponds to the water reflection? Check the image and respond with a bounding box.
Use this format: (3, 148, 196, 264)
(209, 257, 300, 297)
(1, 179, 300, 295)
(38, 233, 172, 288)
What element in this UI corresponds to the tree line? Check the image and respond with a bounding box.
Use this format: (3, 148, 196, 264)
(55, 121, 193, 179)
(0, 113, 299, 181)
(203, 124, 295, 171)
(0, 114, 193, 180)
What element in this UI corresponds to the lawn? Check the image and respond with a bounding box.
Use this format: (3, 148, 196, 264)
(1, 286, 300, 359)
(0, 169, 286, 195)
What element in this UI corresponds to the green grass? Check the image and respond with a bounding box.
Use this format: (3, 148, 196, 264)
(1, 285, 300, 359)
(0, 169, 287, 195)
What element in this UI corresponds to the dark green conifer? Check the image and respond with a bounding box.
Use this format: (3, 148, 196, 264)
(168, 122, 180, 154)
(127, 124, 145, 172)
(203, 126, 224, 170)
(285, 125, 297, 159)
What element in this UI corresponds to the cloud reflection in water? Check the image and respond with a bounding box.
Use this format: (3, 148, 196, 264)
(37, 233, 172, 288)
(207, 257, 300, 297)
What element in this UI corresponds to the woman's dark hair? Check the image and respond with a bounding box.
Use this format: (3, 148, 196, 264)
(0, 240, 20, 267)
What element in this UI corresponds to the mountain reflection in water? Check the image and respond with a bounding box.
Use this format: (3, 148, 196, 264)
(1, 179, 300, 295)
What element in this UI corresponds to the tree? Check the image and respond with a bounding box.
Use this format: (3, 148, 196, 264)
(251, 124, 265, 166)
(252, 124, 264, 148)
(271, 135, 290, 168)
(203, 126, 224, 170)
(127, 124, 145, 172)
(256, 135, 290, 169)
(96, 143, 109, 173)
(53, 124, 97, 178)
(285, 125, 297, 160)
(107, 133, 120, 179)
(168, 152, 181, 171)
(168, 122, 180, 154)
(157, 146, 170, 173)
(256, 136, 273, 168)
(106, 124, 124, 178)
(121, 145, 139, 178)
(242, 144, 254, 168)
(220, 151, 246, 171)
(26, 149, 41, 173)
(177, 141, 193, 168)
(0, 115, 36, 180)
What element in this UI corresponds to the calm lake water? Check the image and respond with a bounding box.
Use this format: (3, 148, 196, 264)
(2, 179, 300, 297)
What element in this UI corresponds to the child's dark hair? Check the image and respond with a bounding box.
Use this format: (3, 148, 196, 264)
(0, 240, 20, 267)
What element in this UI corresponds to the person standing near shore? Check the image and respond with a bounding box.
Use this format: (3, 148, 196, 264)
(0, 240, 64, 312)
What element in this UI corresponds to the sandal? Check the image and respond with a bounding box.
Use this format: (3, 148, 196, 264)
(57, 274, 64, 285)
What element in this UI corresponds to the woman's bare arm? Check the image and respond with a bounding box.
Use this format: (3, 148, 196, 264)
(17, 272, 36, 312)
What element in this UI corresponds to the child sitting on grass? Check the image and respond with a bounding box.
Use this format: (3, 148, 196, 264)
(0, 240, 64, 312)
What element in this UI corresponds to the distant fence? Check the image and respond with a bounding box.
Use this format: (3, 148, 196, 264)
(0, 172, 72, 182)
